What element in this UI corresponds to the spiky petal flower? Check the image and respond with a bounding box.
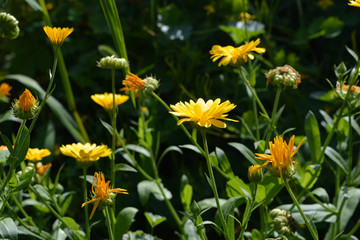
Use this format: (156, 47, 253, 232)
(12, 89, 40, 120)
(169, 98, 238, 128)
(349, 0, 360, 7)
(0, 82, 12, 102)
(91, 93, 129, 111)
(210, 38, 266, 67)
(59, 143, 111, 167)
(43, 26, 74, 47)
(255, 135, 304, 183)
(82, 172, 128, 219)
(25, 148, 51, 162)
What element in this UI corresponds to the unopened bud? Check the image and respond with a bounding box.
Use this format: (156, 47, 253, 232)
(0, 12, 20, 40)
(248, 165, 263, 183)
(143, 76, 159, 94)
(266, 65, 301, 89)
(97, 55, 128, 69)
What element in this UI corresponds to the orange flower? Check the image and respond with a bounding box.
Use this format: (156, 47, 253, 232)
(122, 73, 146, 93)
(0, 82, 12, 97)
(0, 145, 8, 151)
(18, 89, 36, 111)
(82, 172, 128, 220)
(12, 89, 39, 120)
(37, 163, 52, 176)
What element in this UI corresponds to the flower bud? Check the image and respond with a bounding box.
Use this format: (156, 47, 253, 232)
(266, 163, 296, 181)
(248, 165, 263, 183)
(335, 62, 347, 77)
(97, 55, 128, 69)
(12, 89, 40, 120)
(0, 12, 20, 40)
(270, 208, 296, 238)
(143, 76, 159, 95)
(266, 65, 301, 89)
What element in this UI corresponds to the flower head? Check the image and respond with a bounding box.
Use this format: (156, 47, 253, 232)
(12, 89, 39, 120)
(91, 93, 129, 111)
(97, 56, 128, 69)
(25, 148, 51, 162)
(82, 172, 128, 219)
(60, 143, 111, 167)
(122, 73, 159, 95)
(239, 12, 255, 21)
(169, 98, 238, 128)
(0, 12, 20, 39)
(266, 65, 301, 89)
(349, 0, 360, 7)
(36, 163, 52, 176)
(43, 26, 74, 47)
(248, 164, 263, 183)
(0, 82, 12, 102)
(255, 135, 304, 183)
(210, 38, 266, 67)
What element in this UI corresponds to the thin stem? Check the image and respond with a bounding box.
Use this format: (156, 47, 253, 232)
(347, 109, 353, 185)
(306, 191, 337, 214)
(11, 195, 37, 226)
(83, 167, 90, 240)
(284, 180, 318, 240)
(265, 87, 282, 147)
(343, 217, 360, 239)
(201, 130, 228, 239)
(105, 206, 115, 240)
(237, 185, 257, 240)
(252, 98, 260, 140)
(0, 165, 14, 201)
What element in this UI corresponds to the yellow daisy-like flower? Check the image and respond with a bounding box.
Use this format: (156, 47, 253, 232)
(82, 172, 128, 220)
(91, 93, 129, 111)
(169, 98, 238, 128)
(43, 26, 74, 47)
(59, 143, 111, 167)
(349, 0, 360, 7)
(255, 135, 305, 183)
(210, 38, 266, 67)
(25, 148, 51, 162)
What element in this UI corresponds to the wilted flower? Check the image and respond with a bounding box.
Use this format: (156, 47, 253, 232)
(169, 98, 238, 128)
(25, 148, 51, 162)
(91, 93, 129, 111)
(82, 172, 128, 219)
(255, 135, 304, 183)
(0, 12, 20, 39)
(43, 26, 74, 47)
(12, 89, 40, 120)
(349, 0, 360, 7)
(97, 55, 128, 69)
(122, 73, 159, 95)
(0, 82, 12, 102)
(210, 38, 266, 67)
(266, 65, 301, 89)
(60, 143, 111, 167)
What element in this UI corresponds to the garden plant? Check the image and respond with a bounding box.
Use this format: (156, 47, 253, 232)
(1, 0, 360, 239)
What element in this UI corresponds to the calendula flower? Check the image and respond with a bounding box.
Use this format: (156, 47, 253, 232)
(36, 163, 52, 176)
(349, 0, 360, 7)
(122, 73, 159, 95)
(43, 26, 74, 47)
(210, 38, 266, 67)
(0, 82, 12, 102)
(25, 148, 51, 162)
(60, 143, 111, 167)
(91, 93, 129, 111)
(82, 172, 128, 220)
(12, 89, 40, 120)
(266, 65, 301, 89)
(255, 135, 304, 183)
(169, 98, 238, 128)
(97, 55, 128, 69)
(317, 0, 334, 10)
(248, 164, 263, 183)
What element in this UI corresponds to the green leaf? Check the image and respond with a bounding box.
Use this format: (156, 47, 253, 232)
(137, 180, 172, 205)
(228, 142, 259, 165)
(304, 111, 321, 163)
(25, 0, 42, 11)
(144, 212, 166, 228)
(125, 144, 151, 157)
(158, 146, 183, 163)
(115, 207, 138, 236)
(61, 194, 73, 216)
(216, 147, 235, 178)
(7, 74, 86, 143)
(180, 175, 193, 211)
(312, 187, 330, 203)
(11, 169, 35, 193)
(325, 147, 348, 174)
(226, 177, 251, 199)
(114, 163, 137, 172)
(296, 164, 321, 190)
(222, 196, 246, 223)
(255, 175, 283, 204)
(0, 132, 13, 154)
(33, 184, 51, 201)
(179, 144, 202, 155)
(209, 152, 218, 167)
(0, 148, 10, 163)
(0, 217, 18, 240)
(337, 187, 360, 229)
(61, 217, 79, 231)
(121, 230, 161, 240)
(0, 110, 18, 124)
(219, 22, 265, 44)
(346, 45, 359, 62)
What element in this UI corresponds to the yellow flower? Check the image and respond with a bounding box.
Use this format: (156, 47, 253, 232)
(59, 143, 111, 167)
(239, 12, 255, 22)
(169, 98, 238, 128)
(317, 0, 334, 10)
(349, 0, 360, 7)
(248, 164, 263, 183)
(43, 26, 74, 47)
(0, 82, 11, 97)
(25, 148, 51, 162)
(210, 38, 266, 67)
(91, 93, 129, 111)
(255, 135, 305, 183)
(82, 172, 128, 220)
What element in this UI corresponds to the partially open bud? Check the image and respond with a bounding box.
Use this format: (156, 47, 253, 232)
(122, 73, 159, 96)
(12, 89, 40, 120)
(97, 55, 128, 69)
(270, 209, 296, 238)
(0, 12, 20, 40)
(248, 165, 263, 183)
(266, 65, 301, 89)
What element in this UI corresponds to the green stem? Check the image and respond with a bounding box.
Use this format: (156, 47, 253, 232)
(284, 180, 318, 240)
(252, 97, 260, 140)
(0, 165, 14, 201)
(237, 184, 257, 240)
(105, 206, 115, 240)
(11, 195, 37, 226)
(347, 109, 353, 185)
(201, 130, 228, 239)
(265, 87, 281, 146)
(83, 167, 91, 240)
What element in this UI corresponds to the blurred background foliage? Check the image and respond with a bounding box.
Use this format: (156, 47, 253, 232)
(1, 0, 360, 238)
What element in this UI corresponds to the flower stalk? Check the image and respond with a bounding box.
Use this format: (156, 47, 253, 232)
(83, 167, 91, 240)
